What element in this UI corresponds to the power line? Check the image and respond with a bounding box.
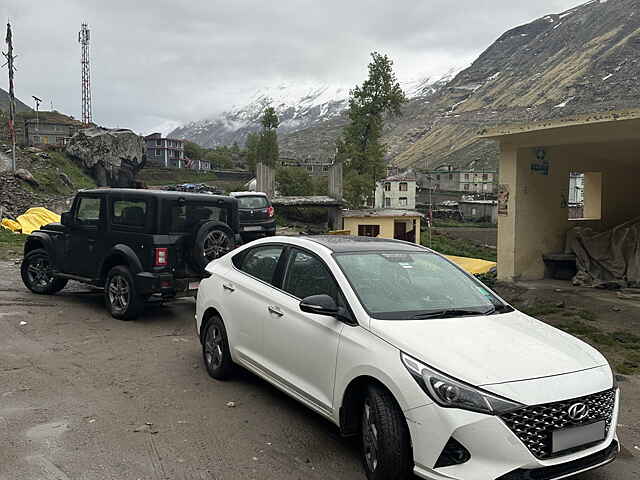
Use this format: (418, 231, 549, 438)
(78, 23, 92, 125)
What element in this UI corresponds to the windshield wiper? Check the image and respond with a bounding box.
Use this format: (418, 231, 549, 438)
(483, 304, 515, 315)
(412, 308, 491, 319)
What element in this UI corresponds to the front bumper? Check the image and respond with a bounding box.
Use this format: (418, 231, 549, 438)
(407, 389, 620, 480)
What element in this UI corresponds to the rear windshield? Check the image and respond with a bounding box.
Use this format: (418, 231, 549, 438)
(236, 196, 268, 209)
(168, 202, 228, 232)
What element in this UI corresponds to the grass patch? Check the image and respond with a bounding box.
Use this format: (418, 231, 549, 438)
(520, 303, 564, 317)
(556, 320, 601, 337)
(30, 152, 96, 195)
(137, 167, 219, 186)
(0, 228, 25, 259)
(576, 310, 598, 321)
(422, 230, 496, 262)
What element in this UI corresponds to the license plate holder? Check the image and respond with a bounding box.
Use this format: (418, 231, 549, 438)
(243, 226, 262, 232)
(188, 281, 200, 291)
(552, 420, 605, 454)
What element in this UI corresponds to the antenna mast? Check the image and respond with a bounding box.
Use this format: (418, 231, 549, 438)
(78, 23, 92, 125)
(3, 21, 16, 172)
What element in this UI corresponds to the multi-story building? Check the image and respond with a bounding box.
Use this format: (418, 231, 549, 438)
(145, 133, 186, 168)
(423, 168, 497, 193)
(16, 112, 83, 147)
(374, 174, 417, 209)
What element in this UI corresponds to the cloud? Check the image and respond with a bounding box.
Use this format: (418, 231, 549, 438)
(0, 0, 582, 134)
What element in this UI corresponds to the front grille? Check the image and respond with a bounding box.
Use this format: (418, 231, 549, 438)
(499, 389, 616, 459)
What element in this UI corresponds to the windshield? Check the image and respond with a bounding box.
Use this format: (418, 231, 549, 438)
(236, 196, 268, 209)
(335, 251, 504, 320)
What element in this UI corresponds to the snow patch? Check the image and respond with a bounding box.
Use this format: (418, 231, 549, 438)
(602, 73, 613, 81)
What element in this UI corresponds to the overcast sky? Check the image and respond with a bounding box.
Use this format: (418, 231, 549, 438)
(1, 0, 583, 134)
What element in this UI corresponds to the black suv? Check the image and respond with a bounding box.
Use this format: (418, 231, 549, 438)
(230, 191, 276, 241)
(20, 189, 239, 320)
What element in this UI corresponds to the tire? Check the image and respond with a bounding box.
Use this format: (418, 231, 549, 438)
(361, 385, 412, 480)
(202, 316, 234, 380)
(21, 248, 68, 294)
(191, 221, 235, 273)
(104, 266, 144, 320)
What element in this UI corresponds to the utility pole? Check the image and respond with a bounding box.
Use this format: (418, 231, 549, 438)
(2, 21, 17, 172)
(78, 23, 92, 125)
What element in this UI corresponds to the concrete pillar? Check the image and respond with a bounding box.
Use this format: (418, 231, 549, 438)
(497, 145, 518, 281)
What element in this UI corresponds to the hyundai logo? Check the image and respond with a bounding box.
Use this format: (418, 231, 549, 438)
(567, 402, 590, 422)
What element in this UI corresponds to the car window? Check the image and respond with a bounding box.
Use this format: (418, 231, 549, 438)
(75, 197, 102, 226)
(240, 246, 284, 285)
(237, 196, 268, 209)
(112, 200, 147, 227)
(169, 203, 227, 232)
(283, 249, 339, 302)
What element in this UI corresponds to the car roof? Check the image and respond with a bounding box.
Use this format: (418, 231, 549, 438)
(78, 188, 234, 202)
(302, 235, 428, 253)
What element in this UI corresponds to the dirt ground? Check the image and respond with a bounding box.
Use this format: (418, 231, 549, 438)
(0, 259, 638, 480)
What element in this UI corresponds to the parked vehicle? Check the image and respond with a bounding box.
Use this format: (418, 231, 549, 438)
(21, 189, 239, 320)
(230, 191, 276, 241)
(195, 235, 619, 480)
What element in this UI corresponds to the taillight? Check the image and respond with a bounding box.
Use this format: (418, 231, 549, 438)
(267, 206, 275, 218)
(154, 247, 168, 266)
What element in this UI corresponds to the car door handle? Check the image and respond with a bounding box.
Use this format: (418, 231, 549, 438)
(223, 283, 235, 292)
(268, 305, 283, 317)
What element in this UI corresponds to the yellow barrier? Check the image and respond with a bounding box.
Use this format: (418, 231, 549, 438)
(445, 255, 496, 275)
(1, 207, 61, 234)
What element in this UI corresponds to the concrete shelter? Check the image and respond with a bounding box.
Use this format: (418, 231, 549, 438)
(342, 209, 423, 244)
(481, 112, 640, 281)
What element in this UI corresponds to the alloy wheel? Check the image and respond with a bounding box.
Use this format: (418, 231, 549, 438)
(204, 325, 224, 368)
(27, 256, 54, 289)
(108, 274, 130, 313)
(363, 400, 379, 472)
(203, 231, 232, 261)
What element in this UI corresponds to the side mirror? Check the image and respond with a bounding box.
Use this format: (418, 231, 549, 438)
(300, 294, 339, 317)
(61, 212, 73, 226)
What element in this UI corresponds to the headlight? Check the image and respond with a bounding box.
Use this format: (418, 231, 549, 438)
(401, 352, 523, 415)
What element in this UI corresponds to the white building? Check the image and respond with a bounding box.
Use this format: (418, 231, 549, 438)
(374, 174, 416, 209)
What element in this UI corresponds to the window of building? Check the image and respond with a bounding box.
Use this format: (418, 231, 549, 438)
(358, 224, 381, 237)
(448, 174, 453, 180)
(471, 208, 477, 216)
(156, 139, 162, 146)
(399, 182, 408, 191)
(384, 182, 391, 192)
(464, 184, 470, 191)
(399, 197, 408, 207)
(482, 174, 488, 181)
(436, 175, 440, 181)
(155, 149, 161, 156)
(384, 197, 391, 208)
(33, 136, 40, 144)
(569, 172, 601, 221)
(464, 173, 469, 180)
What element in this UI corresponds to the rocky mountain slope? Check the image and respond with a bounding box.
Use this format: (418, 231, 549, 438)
(0, 88, 32, 113)
(281, 0, 640, 170)
(169, 75, 453, 151)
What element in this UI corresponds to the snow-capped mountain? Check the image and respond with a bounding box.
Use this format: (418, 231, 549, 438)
(169, 73, 453, 148)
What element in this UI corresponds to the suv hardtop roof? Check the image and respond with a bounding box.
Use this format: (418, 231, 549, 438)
(78, 188, 235, 203)
(304, 235, 427, 253)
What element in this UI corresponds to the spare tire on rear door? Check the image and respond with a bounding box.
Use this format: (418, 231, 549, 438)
(191, 221, 235, 273)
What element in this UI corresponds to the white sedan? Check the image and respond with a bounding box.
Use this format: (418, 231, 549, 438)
(195, 235, 619, 480)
